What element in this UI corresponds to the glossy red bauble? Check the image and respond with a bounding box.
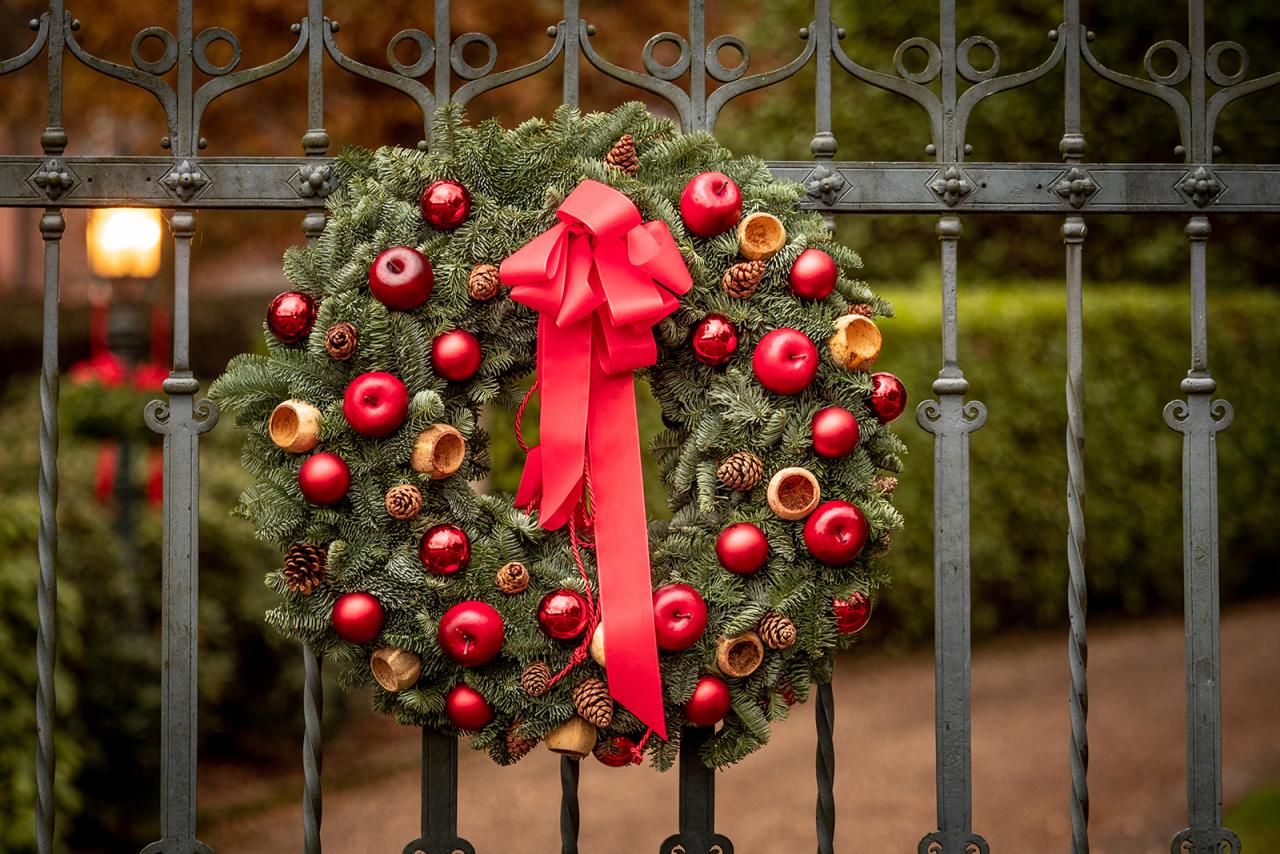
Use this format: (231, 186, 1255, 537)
(684, 675, 731, 726)
(691, 314, 738, 365)
(445, 683, 494, 730)
(432, 329, 482, 381)
(331, 591, 384, 643)
(420, 179, 472, 231)
(811, 406, 860, 457)
(420, 524, 471, 575)
(679, 172, 743, 237)
(298, 452, 350, 504)
(266, 291, 317, 345)
(537, 589, 590, 640)
(343, 372, 409, 437)
(594, 735, 640, 767)
(715, 523, 769, 575)
(437, 600, 505, 666)
(868, 372, 908, 423)
(752, 328, 818, 395)
(652, 583, 708, 651)
(833, 591, 873, 634)
(788, 248, 838, 300)
(369, 246, 434, 311)
(803, 500, 870, 565)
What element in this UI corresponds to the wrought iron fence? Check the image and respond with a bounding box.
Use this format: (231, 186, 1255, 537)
(3, 1, 1276, 852)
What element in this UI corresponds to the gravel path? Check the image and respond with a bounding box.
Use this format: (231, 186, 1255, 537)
(202, 601, 1280, 853)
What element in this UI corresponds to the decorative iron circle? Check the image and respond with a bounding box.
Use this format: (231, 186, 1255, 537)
(893, 37, 942, 85)
(1206, 40, 1249, 87)
(387, 29, 435, 78)
(130, 26, 178, 75)
(1143, 39, 1191, 86)
(957, 35, 1002, 83)
(450, 32, 497, 80)
(705, 35, 749, 82)
(193, 27, 242, 76)
(643, 32, 692, 81)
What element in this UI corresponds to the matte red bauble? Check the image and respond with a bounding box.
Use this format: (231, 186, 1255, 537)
(437, 600, 505, 666)
(343, 372, 409, 437)
(803, 500, 870, 565)
(868, 372, 908, 423)
(594, 735, 640, 767)
(298, 452, 350, 504)
(432, 329, 482, 381)
(833, 591, 873, 634)
(752, 328, 818, 395)
(811, 406, 860, 457)
(691, 314, 738, 366)
(266, 291, 317, 345)
(788, 248, 838, 300)
(679, 172, 742, 237)
(420, 524, 471, 575)
(652, 583, 708, 651)
(420, 179, 472, 231)
(369, 246, 433, 310)
(538, 589, 590, 640)
(331, 591, 384, 643)
(445, 683, 494, 730)
(715, 523, 769, 575)
(684, 675, 731, 726)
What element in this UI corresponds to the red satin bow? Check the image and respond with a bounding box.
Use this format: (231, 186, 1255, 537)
(500, 179, 692, 739)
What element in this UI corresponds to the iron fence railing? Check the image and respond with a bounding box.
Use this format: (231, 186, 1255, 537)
(2, 1, 1274, 852)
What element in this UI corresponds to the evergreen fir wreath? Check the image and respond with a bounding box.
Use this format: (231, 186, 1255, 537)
(210, 102, 907, 770)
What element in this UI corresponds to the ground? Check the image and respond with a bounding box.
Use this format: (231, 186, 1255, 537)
(201, 601, 1280, 853)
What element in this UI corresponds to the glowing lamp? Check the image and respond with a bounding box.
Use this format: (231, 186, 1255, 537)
(88, 208, 162, 279)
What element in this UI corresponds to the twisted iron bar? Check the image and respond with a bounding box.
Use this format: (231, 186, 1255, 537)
(302, 649, 323, 854)
(559, 756, 580, 854)
(815, 681, 835, 854)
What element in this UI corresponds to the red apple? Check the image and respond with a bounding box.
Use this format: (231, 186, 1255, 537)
(652, 583, 708, 651)
(343, 371, 409, 437)
(803, 500, 870, 565)
(715, 523, 769, 575)
(437, 600, 505, 667)
(369, 246, 433, 310)
(752, 328, 819, 395)
(679, 172, 743, 237)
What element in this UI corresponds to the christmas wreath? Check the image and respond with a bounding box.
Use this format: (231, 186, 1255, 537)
(210, 102, 906, 770)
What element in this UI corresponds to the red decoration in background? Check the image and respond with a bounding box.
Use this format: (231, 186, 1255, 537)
(298, 453, 350, 504)
(369, 246, 434, 310)
(833, 592, 872, 634)
(715, 523, 769, 575)
(331, 592, 384, 643)
(500, 179, 694, 741)
(684, 675, 731, 726)
(419, 524, 471, 575)
(432, 329, 483, 381)
(811, 406, 860, 457)
(690, 314, 738, 366)
(421, 179, 472, 231)
(803, 500, 870, 565)
(788, 248, 838, 300)
(868, 372, 908, 423)
(445, 683, 494, 730)
(538, 589, 590, 639)
(752, 328, 818, 395)
(266, 291, 317, 345)
(437, 600, 505, 666)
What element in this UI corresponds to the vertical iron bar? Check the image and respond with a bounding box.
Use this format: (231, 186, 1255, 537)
(403, 729, 473, 854)
(687, 0, 707, 132)
(815, 682, 835, 854)
(302, 0, 328, 157)
(660, 727, 733, 854)
(434, 0, 451, 109)
(302, 649, 323, 854)
(559, 756, 580, 854)
(1187, 1, 1206, 163)
(811, 0, 836, 231)
(939, 0, 958, 161)
(561, 0, 580, 108)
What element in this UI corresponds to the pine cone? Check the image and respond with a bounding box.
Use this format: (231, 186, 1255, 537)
(757, 612, 797, 649)
(848, 302, 874, 317)
(721, 259, 766, 299)
(605, 134, 639, 175)
(520, 661, 552, 698)
(874, 475, 898, 495)
(571, 677, 614, 727)
(467, 263, 501, 301)
(496, 561, 530, 594)
(506, 721, 539, 762)
(716, 451, 764, 492)
(283, 543, 327, 594)
(385, 484, 422, 520)
(324, 322, 358, 360)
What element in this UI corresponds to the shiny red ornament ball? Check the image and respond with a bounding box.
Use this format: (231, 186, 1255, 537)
(832, 591, 873, 634)
(419, 524, 470, 575)
(803, 500, 870, 565)
(266, 291, 317, 345)
(691, 314, 738, 366)
(445, 683, 494, 731)
(343, 371, 409, 437)
(537, 589, 590, 640)
(331, 591, 384, 643)
(369, 246, 433, 310)
(420, 179, 472, 231)
(298, 452, 350, 504)
(684, 674, 731, 726)
(594, 735, 641, 767)
(437, 600, 505, 666)
(432, 329, 482, 382)
(752, 328, 818, 395)
(652, 583, 708, 651)
(868, 372, 908, 423)
(715, 523, 769, 575)
(788, 248, 838, 300)
(679, 171, 743, 237)
(811, 406, 860, 457)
